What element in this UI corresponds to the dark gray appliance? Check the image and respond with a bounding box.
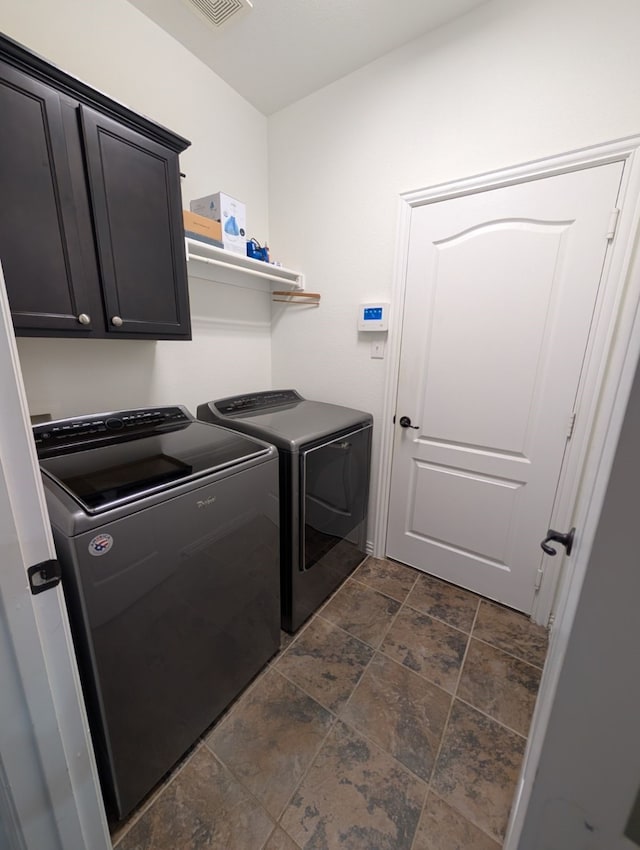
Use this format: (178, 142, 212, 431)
(34, 406, 280, 821)
(197, 390, 372, 633)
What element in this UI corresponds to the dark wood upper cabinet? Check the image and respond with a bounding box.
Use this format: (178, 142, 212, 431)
(80, 106, 190, 337)
(0, 61, 100, 334)
(0, 34, 192, 340)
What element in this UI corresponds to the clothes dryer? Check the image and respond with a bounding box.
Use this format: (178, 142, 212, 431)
(197, 390, 372, 632)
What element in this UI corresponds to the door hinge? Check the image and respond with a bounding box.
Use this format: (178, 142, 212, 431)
(27, 559, 62, 595)
(567, 411, 576, 440)
(534, 563, 545, 592)
(607, 207, 620, 241)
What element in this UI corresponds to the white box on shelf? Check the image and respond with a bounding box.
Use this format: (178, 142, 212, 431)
(189, 192, 246, 256)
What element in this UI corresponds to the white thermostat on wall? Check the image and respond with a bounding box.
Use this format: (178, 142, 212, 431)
(358, 302, 390, 331)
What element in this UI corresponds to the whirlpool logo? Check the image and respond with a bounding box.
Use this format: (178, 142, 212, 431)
(196, 496, 217, 508)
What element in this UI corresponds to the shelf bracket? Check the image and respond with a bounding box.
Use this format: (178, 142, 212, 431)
(272, 290, 320, 305)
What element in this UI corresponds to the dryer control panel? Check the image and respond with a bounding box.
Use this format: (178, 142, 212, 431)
(214, 390, 303, 416)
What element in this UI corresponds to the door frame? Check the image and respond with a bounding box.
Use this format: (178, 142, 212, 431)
(373, 134, 640, 626)
(0, 261, 111, 850)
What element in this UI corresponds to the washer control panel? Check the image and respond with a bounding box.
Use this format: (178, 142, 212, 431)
(33, 407, 190, 456)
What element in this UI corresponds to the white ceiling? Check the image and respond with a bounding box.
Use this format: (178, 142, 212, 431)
(127, 0, 490, 115)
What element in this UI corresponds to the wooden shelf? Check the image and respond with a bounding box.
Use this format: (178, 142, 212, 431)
(185, 238, 305, 289)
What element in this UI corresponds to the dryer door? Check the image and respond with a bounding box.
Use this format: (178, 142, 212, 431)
(301, 424, 372, 572)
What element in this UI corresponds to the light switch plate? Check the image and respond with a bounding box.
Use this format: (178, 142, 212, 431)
(371, 340, 385, 359)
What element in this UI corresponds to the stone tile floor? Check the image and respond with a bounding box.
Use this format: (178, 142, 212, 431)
(112, 557, 548, 850)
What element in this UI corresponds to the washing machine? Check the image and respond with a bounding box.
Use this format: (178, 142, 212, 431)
(34, 405, 280, 820)
(197, 390, 372, 632)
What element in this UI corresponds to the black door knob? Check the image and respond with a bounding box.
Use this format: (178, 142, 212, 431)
(540, 527, 575, 556)
(399, 416, 419, 429)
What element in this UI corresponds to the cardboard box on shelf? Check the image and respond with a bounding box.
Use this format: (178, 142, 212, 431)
(189, 192, 246, 255)
(182, 210, 223, 247)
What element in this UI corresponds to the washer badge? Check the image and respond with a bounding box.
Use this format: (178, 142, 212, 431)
(88, 533, 113, 557)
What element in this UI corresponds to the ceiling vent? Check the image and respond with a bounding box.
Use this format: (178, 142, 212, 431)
(183, 0, 253, 30)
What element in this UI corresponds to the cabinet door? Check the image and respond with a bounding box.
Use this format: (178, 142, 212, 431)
(0, 62, 98, 334)
(80, 106, 191, 339)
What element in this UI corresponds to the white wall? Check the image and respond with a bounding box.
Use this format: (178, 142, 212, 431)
(267, 0, 640, 544)
(1, 0, 272, 419)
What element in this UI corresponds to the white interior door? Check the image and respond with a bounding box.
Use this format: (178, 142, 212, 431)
(386, 161, 624, 614)
(0, 262, 110, 850)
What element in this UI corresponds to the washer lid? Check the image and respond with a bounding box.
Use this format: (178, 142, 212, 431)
(200, 391, 372, 450)
(38, 415, 271, 514)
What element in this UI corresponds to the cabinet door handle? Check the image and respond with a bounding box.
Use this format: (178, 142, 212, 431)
(77, 313, 91, 325)
(111, 316, 123, 327)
